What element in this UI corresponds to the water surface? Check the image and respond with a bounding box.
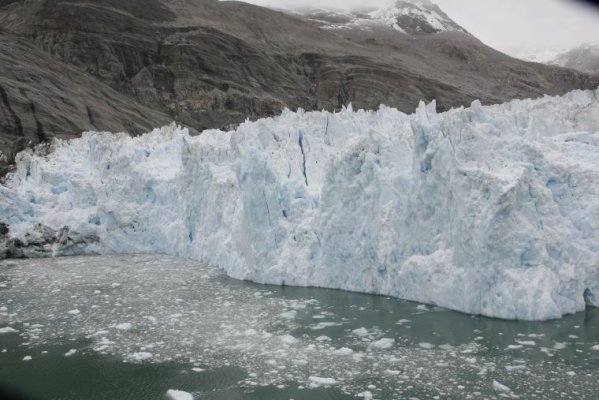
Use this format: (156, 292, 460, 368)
(1, 255, 598, 399)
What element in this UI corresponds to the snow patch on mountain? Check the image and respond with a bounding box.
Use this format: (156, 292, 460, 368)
(295, 0, 468, 35)
(512, 49, 568, 65)
(1, 89, 599, 321)
(552, 43, 599, 75)
(514, 43, 599, 75)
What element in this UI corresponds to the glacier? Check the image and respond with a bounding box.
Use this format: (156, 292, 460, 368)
(1, 89, 598, 320)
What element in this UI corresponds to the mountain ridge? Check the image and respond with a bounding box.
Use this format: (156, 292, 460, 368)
(0, 0, 597, 174)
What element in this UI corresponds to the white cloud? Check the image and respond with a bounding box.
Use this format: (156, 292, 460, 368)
(434, 0, 599, 54)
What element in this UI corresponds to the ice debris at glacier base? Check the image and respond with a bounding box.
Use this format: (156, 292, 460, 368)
(1, 88, 598, 321)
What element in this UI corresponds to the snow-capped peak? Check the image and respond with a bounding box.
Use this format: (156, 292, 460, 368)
(295, 0, 468, 36)
(369, 0, 467, 34)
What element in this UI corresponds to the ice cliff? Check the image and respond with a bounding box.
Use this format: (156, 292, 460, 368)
(1, 89, 598, 320)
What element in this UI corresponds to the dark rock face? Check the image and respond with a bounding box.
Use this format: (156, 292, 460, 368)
(0, 0, 598, 174)
(0, 222, 98, 258)
(0, 35, 173, 175)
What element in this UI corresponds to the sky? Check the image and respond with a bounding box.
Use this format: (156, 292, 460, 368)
(235, 0, 599, 56)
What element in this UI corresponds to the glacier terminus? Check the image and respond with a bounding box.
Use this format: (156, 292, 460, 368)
(1, 88, 598, 321)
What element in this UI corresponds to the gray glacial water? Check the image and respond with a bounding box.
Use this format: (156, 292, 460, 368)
(0, 255, 598, 399)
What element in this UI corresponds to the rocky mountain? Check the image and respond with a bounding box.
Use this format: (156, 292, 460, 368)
(0, 35, 173, 176)
(551, 43, 599, 75)
(0, 0, 598, 174)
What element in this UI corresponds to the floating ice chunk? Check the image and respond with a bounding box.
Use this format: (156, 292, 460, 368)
(23, 356, 32, 361)
(505, 365, 527, 372)
(288, 301, 307, 310)
(515, 340, 536, 346)
(418, 342, 435, 349)
(540, 347, 553, 356)
(370, 338, 395, 349)
(493, 380, 511, 393)
(67, 309, 80, 315)
(358, 390, 373, 399)
(165, 389, 193, 400)
(114, 323, 133, 330)
(310, 322, 340, 330)
(591, 344, 599, 351)
(0, 327, 18, 334)
(506, 345, 524, 350)
(527, 333, 544, 338)
(191, 367, 205, 372)
(279, 310, 297, 320)
(280, 334, 298, 345)
(64, 349, 77, 357)
(130, 352, 153, 361)
(352, 327, 369, 337)
(333, 347, 353, 355)
(308, 376, 338, 386)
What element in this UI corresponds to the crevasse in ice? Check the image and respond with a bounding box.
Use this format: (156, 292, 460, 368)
(1, 89, 598, 320)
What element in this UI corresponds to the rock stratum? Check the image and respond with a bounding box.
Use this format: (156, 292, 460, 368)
(1, 0, 598, 173)
(1, 89, 598, 321)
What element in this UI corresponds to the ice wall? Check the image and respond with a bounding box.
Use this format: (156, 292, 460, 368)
(1, 89, 598, 320)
